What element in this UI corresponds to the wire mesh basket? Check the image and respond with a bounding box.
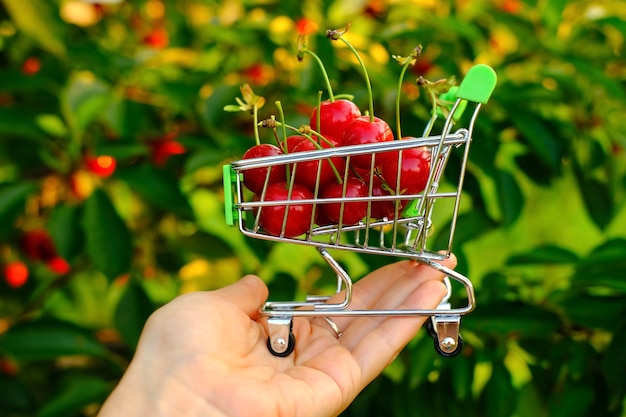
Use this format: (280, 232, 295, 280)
(223, 64, 497, 357)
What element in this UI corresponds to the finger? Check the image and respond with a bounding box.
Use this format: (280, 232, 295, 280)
(214, 274, 269, 319)
(350, 278, 447, 385)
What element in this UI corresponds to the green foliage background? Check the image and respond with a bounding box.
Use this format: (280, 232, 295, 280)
(0, 0, 625, 416)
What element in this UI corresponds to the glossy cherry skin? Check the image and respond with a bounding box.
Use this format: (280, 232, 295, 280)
(380, 146, 431, 198)
(319, 176, 368, 226)
(282, 135, 308, 154)
(310, 99, 361, 139)
(291, 136, 346, 192)
(256, 182, 314, 237)
(341, 116, 394, 170)
(242, 144, 287, 194)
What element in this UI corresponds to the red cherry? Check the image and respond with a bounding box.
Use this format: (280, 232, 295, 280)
(310, 99, 361, 139)
(149, 133, 186, 166)
(368, 175, 400, 219)
(46, 256, 71, 275)
(380, 146, 431, 198)
(282, 135, 308, 154)
(143, 27, 169, 49)
(341, 116, 394, 169)
(4, 261, 29, 288)
(85, 155, 116, 178)
(20, 230, 56, 262)
(242, 144, 287, 194)
(256, 182, 314, 237)
(319, 177, 368, 226)
(291, 137, 346, 192)
(21, 57, 41, 76)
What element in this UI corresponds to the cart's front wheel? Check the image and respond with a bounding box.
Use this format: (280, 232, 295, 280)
(267, 332, 295, 357)
(434, 333, 464, 358)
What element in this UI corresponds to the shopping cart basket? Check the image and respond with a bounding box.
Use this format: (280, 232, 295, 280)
(223, 64, 497, 357)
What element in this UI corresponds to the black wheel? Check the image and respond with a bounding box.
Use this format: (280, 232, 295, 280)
(434, 333, 464, 358)
(267, 332, 296, 357)
(425, 317, 437, 339)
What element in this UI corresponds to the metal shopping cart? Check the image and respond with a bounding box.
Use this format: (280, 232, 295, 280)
(223, 64, 497, 357)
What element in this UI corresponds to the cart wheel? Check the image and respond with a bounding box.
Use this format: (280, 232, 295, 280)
(434, 333, 464, 358)
(267, 332, 296, 357)
(425, 317, 437, 339)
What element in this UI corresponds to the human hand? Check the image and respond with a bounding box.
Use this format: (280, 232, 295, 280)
(97, 255, 455, 417)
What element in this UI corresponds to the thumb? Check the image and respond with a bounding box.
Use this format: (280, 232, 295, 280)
(215, 275, 269, 318)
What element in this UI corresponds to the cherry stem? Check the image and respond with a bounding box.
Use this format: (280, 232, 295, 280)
(259, 119, 343, 183)
(424, 88, 438, 137)
(301, 49, 335, 102)
(395, 46, 422, 140)
(253, 102, 260, 145)
(275, 101, 290, 183)
(328, 27, 375, 122)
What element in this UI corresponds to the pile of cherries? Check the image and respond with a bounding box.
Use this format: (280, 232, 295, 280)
(234, 28, 433, 238)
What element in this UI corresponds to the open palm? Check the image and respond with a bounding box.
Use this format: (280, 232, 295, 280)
(98, 256, 454, 417)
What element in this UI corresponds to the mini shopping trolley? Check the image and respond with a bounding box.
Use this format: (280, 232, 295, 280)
(223, 64, 497, 357)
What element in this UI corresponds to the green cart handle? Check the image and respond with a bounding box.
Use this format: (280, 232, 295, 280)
(455, 64, 497, 104)
(223, 164, 237, 226)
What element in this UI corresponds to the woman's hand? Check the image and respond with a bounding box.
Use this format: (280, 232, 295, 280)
(97, 255, 455, 417)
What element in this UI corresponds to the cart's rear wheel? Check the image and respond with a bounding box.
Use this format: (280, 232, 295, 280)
(434, 333, 463, 358)
(267, 332, 296, 357)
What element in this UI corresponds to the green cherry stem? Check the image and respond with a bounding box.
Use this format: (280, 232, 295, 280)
(328, 27, 375, 122)
(395, 46, 422, 140)
(300, 49, 335, 102)
(259, 119, 343, 183)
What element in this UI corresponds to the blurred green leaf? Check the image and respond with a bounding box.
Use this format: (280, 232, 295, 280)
(0, 107, 46, 141)
(3, 0, 66, 56)
(507, 245, 579, 265)
(63, 73, 111, 134)
(48, 204, 84, 261)
(575, 173, 613, 230)
(114, 280, 154, 348)
(556, 292, 625, 330)
(483, 361, 516, 417)
(466, 302, 562, 339)
(509, 112, 564, 173)
(38, 374, 111, 417)
(0, 182, 38, 239)
(496, 170, 523, 226)
(0, 374, 33, 413)
(602, 319, 626, 411)
(547, 379, 595, 417)
(571, 239, 626, 293)
(0, 319, 109, 361)
(117, 164, 193, 218)
(82, 189, 133, 281)
(35, 114, 69, 138)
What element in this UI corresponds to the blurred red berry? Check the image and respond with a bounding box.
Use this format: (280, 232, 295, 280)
(149, 133, 186, 166)
(295, 18, 318, 36)
(143, 27, 169, 49)
(21, 230, 57, 262)
(500, 0, 522, 14)
(46, 257, 71, 275)
(21, 57, 41, 76)
(4, 261, 29, 288)
(84, 155, 116, 178)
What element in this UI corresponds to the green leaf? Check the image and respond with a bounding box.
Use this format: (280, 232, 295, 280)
(0, 107, 46, 141)
(602, 319, 626, 410)
(466, 301, 562, 339)
(556, 292, 626, 330)
(0, 374, 33, 413)
(507, 245, 580, 265)
(35, 114, 69, 138)
(47, 204, 84, 261)
(38, 374, 111, 417)
(114, 280, 154, 348)
(547, 379, 595, 417)
(575, 174, 613, 231)
(510, 112, 564, 173)
(63, 72, 111, 134)
(0, 319, 109, 361)
(0, 182, 38, 239)
(117, 164, 193, 218)
(82, 189, 133, 281)
(484, 361, 516, 417)
(433, 210, 497, 250)
(496, 170, 523, 226)
(3, 0, 66, 56)
(572, 239, 626, 293)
